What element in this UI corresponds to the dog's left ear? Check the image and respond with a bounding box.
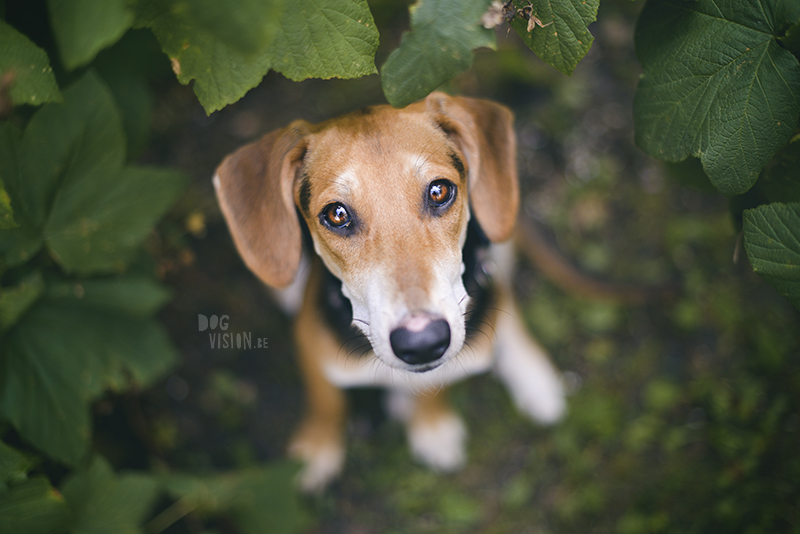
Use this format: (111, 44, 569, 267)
(425, 92, 519, 243)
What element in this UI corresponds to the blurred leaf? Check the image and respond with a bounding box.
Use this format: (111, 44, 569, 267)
(508, 0, 599, 76)
(0, 71, 187, 274)
(743, 202, 800, 310)
(644, 379, 681, 413)
(187, 0, 286, 55)
(0, 292, 178, 466)
(0, 271, 44, 331)
(162, 463, 312, 534)
(634, 0, 800, 196)
(47, 276, 171, 317)
(0, 476, 71, 534)
(269, 0, 379, 82)
(0, 440, 35, 485)
(45, 166, 186, 274)
(93, 29, 170, 159)
(47, 0, 134, 70)
(0, 20, 62, 107)
(0, 180, 14, 230)
(0, 122, 43, 268)
(61, 456, 159, 534)
(381, 0, 494, 107)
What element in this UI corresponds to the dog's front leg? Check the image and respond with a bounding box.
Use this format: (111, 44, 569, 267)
(492, 290, 567, 425)
(288, 275, 348, 492)
(388, 388, 467, 472)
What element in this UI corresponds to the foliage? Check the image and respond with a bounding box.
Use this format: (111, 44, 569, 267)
(633, 0, 800, 309)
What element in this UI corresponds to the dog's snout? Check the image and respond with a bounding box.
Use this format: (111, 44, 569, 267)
(390, 318, 451, 366)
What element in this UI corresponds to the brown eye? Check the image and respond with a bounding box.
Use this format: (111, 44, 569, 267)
(428, 179, 455, 208)
(321, 202, 351, 229)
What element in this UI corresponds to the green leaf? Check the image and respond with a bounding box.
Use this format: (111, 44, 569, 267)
(47, 276, 171, 318)
(0, 71, 187, 274)
(0, 440, 35, 485)
(0, 476, 71, 534)
(633, 0, 800, 196)
(0, 286, 178, 466)
(269, 0, 379, 82)
(161, 463, 312, 534)
(0, 20, 62, 107)
(187, 0, 287, 55)
(743, 202, 800, 310)
(0, 271, 44, 331)
(381, 0, 494, 108)
(47, 0, 134, 70)
(507, 0, 599, 76)
(135, 0, 276, 114)
(61, 456, 159, 534)
(45, 166, 187, 274)
(137, 0, 377, 113)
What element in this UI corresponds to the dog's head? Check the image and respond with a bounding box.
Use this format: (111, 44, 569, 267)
(215, 92, 518, 373)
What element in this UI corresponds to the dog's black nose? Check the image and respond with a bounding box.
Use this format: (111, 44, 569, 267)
(390, 319, 451, 366)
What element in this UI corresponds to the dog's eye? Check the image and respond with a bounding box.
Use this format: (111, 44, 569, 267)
(321, 202, 352, 229)
(428, 180, 455, 208)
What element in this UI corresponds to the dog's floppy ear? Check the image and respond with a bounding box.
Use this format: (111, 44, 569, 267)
(425, 92, 519, 243)
(214, 120, 309, 288)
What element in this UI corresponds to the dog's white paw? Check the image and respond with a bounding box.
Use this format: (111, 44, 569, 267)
(288, 430, 344, 492)
(493, 312, 567, 425)
(408, 413, 467, 472)
(503, 355, 566, 424)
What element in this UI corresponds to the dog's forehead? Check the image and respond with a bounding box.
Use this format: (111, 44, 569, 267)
(301, 107, 462, 202)
(307, 108, 449, 165)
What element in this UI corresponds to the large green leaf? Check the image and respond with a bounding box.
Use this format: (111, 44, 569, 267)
(135, 0, 282, 114)
(743, 202, 800, 310)
(0, 71, 187, 274)
(0, 20, 62, 107)
(61, 456, 159, 534)
(269, 0, 379, 82)
(381, 0, 494, 108)
(137, 0, 377, 113)
(161, 463, 312, 534)
(0, 278, 178, 466)
(507, 0, 599, 76)
(634, 0, 800, 196)
(47, 0, 134, 70)
(0, 476, 71, 534)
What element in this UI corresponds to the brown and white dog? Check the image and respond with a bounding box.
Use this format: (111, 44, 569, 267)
(214, 92, 566, 491)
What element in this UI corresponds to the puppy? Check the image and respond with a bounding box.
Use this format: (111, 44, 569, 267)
(214, 92, 566, 491)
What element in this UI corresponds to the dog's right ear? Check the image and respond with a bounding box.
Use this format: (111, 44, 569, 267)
(214, 120, 309, 288)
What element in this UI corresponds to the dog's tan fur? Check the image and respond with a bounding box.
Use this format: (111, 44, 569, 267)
(215, 92, 565, 491)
